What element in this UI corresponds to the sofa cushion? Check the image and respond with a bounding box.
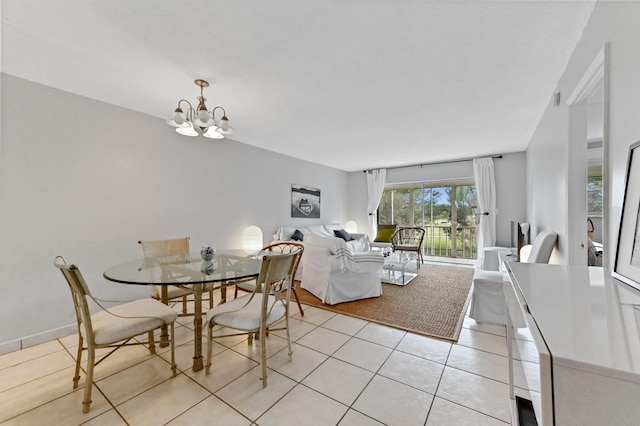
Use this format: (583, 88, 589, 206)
(374, 228, 395, 243)
(291, 229, 305, 241)
(278, 227, 297, 240)
(307, 224, 333, 237)
(334, 228, 354, 241)
(306, 234, 346, 255)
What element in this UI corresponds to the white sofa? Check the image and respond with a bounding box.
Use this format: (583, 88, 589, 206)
(301, 234, 384, 305)
(271, 223, 371, 279)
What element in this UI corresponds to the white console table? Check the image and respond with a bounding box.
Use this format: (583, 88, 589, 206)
(505, 262, 640, 426)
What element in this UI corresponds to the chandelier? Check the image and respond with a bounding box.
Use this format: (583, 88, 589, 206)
(166, 79, 233, 139)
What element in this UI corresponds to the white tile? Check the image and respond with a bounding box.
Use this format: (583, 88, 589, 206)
(426, 397, 509, 426)
(355, 322, 406, 348)
(256, 384, 348, 426)
(167, 395, 251, 426)
(332, 338, 392, 372)
(116, 374, 210, 425)
(462, 316, 506, 337)
(96, 356, 176, 405)
(322, 314, 368, 336)
(185, 348, 257, 393)
(447, 344, 509, 384)
(81, 409, 128, 425)
(0, 340, 64, 371)
(296, 327, 351, 356)
(456, 328, 508, 357)
(378, 350, 444, 394)
(268, 343, 328, 382)
(302, 357, 374, 405)
(396, 333, 452, 364)
(338, 409, 385, 425)
(0, 349, 75, 393)
(293, 305, 336, 325)
(6, 385, 112, 424)
(215, 366, 296, 421)
(230, 332, 289, 362)
(0, 366, 78, 422)
(76, 344, 156, 382)
(436, 367, 511, 423)
(353, 375, 433, 426)
(270, 317, 317, 341)
(155, 324, 196, 353)
(159, 340, 224, 373)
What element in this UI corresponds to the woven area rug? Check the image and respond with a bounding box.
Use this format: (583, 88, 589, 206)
(295, 264, 474, 342)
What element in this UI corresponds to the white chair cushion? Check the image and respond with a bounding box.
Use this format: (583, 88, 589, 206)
(206, 294, 286, 330)
(85, 298, 177, 345)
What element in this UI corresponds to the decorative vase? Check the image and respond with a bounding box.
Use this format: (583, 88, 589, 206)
(201, 244, 216, 261)
(201, 260, 215, 275)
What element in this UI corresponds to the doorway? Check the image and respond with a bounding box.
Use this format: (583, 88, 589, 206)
(566, 45, 608, 267)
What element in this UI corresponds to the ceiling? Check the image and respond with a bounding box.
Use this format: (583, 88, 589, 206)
(1, 0, 597, 172)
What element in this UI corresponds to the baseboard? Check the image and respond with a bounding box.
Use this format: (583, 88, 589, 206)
(0, 324, 76, 355)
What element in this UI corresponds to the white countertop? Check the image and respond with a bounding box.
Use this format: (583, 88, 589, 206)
(506, 262, 640, 383)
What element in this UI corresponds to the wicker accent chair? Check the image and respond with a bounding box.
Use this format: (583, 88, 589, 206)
(234, 241, 305, 316)
(392, 227, 425, 269)
(139, 237, 214, 315)
(205, 249, 302, 388)
(54, 256, 177, 413)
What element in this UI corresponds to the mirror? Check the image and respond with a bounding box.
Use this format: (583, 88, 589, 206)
(586, 83, 604, 266)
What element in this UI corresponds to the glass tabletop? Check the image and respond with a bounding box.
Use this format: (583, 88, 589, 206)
(103, 250, 261, 285)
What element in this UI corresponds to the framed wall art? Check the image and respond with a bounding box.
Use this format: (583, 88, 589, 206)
(291, 184, 320, 218)
(613, 141, 640, 291)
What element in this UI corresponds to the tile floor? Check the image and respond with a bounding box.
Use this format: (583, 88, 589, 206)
(0, 293, 512, 425)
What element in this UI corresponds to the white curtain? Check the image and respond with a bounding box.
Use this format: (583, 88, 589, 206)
(473, 158, 497, 267)
(366, 169, 387, 239)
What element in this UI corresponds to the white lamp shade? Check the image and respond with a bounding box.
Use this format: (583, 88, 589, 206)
(176, 122, 198, 136)
(193, 110, 213, 127)
(167, 110, 188, 127)
(203, 126, 224, 139)
(242, 225, 263, 254)
(345, 220, 358, 233)
(216, 116, 233, 134)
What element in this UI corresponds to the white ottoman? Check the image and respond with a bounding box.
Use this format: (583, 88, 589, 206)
(469, 269, 508, 326)
(482, 246, 513, 271)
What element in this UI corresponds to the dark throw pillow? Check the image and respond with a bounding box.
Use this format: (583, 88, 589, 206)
(334, 228, 354, 241)
(291, 229, 304, 241)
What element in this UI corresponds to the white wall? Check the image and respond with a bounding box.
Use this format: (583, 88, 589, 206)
(347, 153, 527, 247)
(0, 74, 351, 347)
(526, 2, 640, 266)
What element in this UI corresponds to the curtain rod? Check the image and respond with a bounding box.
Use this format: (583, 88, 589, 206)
(363, 154, 503, 173)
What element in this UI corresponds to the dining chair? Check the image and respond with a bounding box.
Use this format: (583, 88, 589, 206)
(234, 241, 305, 316)
(139, 237, 214, 315)
(54, 256, 177, 413)
(392, 227, 425, 269)
(205, 249, 302, 388)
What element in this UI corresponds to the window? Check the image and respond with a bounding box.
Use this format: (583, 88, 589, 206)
(587, 175, 603, 215)
(378, 182, 477, 259)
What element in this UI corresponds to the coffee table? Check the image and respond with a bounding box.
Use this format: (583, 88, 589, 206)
(381, 252, 418, 286)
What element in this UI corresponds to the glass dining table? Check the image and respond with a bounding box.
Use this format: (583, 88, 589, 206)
(103, 250, 262, 372)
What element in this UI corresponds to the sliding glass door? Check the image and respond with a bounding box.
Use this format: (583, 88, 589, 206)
(378, 182, 477, 259)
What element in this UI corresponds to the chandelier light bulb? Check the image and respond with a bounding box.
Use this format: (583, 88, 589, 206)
(217, 115, 233, 134)
(166, 108, 187, 127)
